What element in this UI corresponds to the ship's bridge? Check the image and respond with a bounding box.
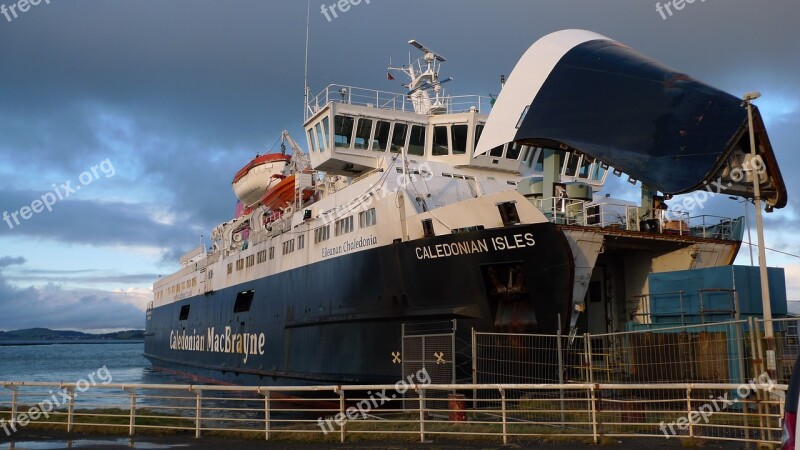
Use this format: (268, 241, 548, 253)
(303, 84, 608, 187)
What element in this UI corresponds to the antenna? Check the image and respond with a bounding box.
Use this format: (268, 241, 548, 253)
(303, 0, 311, 120)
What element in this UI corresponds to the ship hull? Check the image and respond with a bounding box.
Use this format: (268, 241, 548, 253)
(144, 222, 574, 386)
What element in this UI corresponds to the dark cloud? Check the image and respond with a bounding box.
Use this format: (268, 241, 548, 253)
(0, 256, 25, 268)
(0, 0, 798, 324)
(0, 261, 144, 331)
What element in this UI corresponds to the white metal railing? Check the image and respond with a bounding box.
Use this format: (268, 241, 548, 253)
(0, 380, 785, 445)
(534, 198, 740, 240)
(305, 84, 492, 118)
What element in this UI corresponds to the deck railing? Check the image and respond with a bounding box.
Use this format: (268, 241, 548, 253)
(534, 198, 742, 241)
(305, 84, 492, 118)
(0, 380, 786, 446)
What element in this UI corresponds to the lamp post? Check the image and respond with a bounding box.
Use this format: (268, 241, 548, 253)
(743, 91, 775, 378)
(729, 196, 754, 266)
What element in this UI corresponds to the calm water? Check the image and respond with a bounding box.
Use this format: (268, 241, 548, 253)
(0, 341, 179, 384)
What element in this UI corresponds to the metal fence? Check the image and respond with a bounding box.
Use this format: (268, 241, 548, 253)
(0, 381, 786, 446)
(473, 317, 800, 386)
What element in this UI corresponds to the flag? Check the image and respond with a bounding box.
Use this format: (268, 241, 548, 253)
(387, 73, 394, 81)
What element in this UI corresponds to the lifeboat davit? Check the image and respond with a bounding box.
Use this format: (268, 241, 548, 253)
(256, 171, 316, 212)
(232, 154, 292, 207)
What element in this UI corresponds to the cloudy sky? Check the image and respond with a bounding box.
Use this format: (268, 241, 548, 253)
(0, 0, 798, 331)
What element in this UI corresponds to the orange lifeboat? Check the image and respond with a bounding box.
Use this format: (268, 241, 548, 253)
(256, 171, 316, 212)
(232, 154, 292, 207)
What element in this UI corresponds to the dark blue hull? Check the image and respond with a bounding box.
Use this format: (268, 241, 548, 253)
(144, 223, 574, 386)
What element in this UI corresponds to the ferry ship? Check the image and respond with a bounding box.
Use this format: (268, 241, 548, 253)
(144, 30, 787, 385)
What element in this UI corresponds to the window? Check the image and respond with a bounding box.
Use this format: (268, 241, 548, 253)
(579, 156, 592, 179)
(236, 259, 244, 271)
(408, 125, 426, 156)
(534, 149, 545, 172)
(422, 218, 435, 237)
(490, 143, 505, 158)
(498, 202, 520, 226)
(564, 152, 579, 176)
(257, 250, 267, 263)
(269, 247, 275, 260)
(334, 115, 355, 148)
(474, 124, 484, 150)
(298, 234, 305, 250)
(334, 216, 354, 236)
(192, 278, 197, 287)
(432, 125, 449, 156)
(321, 116, 330, 150)
(315, 122, 326, 152)
(390, 123, 407, 153)
(354, 118, 373, 150)
(507, 143, 523, 160)
(227, 263, 233, 274)
(359, 208, 377, 228)
(234, 290, 254, 313)
(372, 121, 391, 152)
(179, 305, 190, 321)
(282, 239, 295, 255)
(246, 255, 255, 267)
(451, 124, 469, 155)
(307, 129, 317, 152)
(314, 225, 330, 243)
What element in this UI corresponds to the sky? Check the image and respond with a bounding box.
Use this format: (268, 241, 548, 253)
(0, 0, 799, 331)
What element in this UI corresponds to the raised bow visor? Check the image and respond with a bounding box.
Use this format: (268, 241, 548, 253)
(475, 29, 787, 208)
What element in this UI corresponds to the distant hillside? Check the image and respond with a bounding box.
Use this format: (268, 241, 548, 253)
(0, 328, 144, 341)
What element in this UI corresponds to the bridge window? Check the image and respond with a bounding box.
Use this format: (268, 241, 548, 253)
(564, 152, 580, 177)
(506, 143, 522, 160)
(591, 163, 607, 181)
(334, 115, 355, 148)
(390, 123, 407, 153)
(372, 120, 391, 152)
(432, 125, 449, 156)
(408, 125, 426, 156)
(533, 148, 544, 171)
(307, 129, 317, 152)
(320, 116, 330, 151)
(451, 125, 468, 155)
(354, 118, 373, 150)
(579, 156, 592, 179)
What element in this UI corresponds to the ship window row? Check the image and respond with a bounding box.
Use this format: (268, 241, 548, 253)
(310, 115, 437, 157)
(359, 208, 376, 228)
(282, 239, 295, 255)
(334, 216, 354, 236)
(157, 277, 197, 301)
(257, 250, 267, 263)
(315, 225, 331, 243)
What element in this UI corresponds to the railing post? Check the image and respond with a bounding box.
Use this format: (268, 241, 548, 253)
(500, 387, 507, 445)
(584, 333, 594, 383)
(686, 386, 694, 439)
(590, 385, 598, 444)
(67, 386, 75, 433)
(338, 388, 346, 443)
(194, 390, 202, 439)
(8, 386, 18, 431)
(418, 387, 426, 443)
(471, 328, 477, 410)
(126, 387, 136, 436)
(262, 389, 271, 441)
